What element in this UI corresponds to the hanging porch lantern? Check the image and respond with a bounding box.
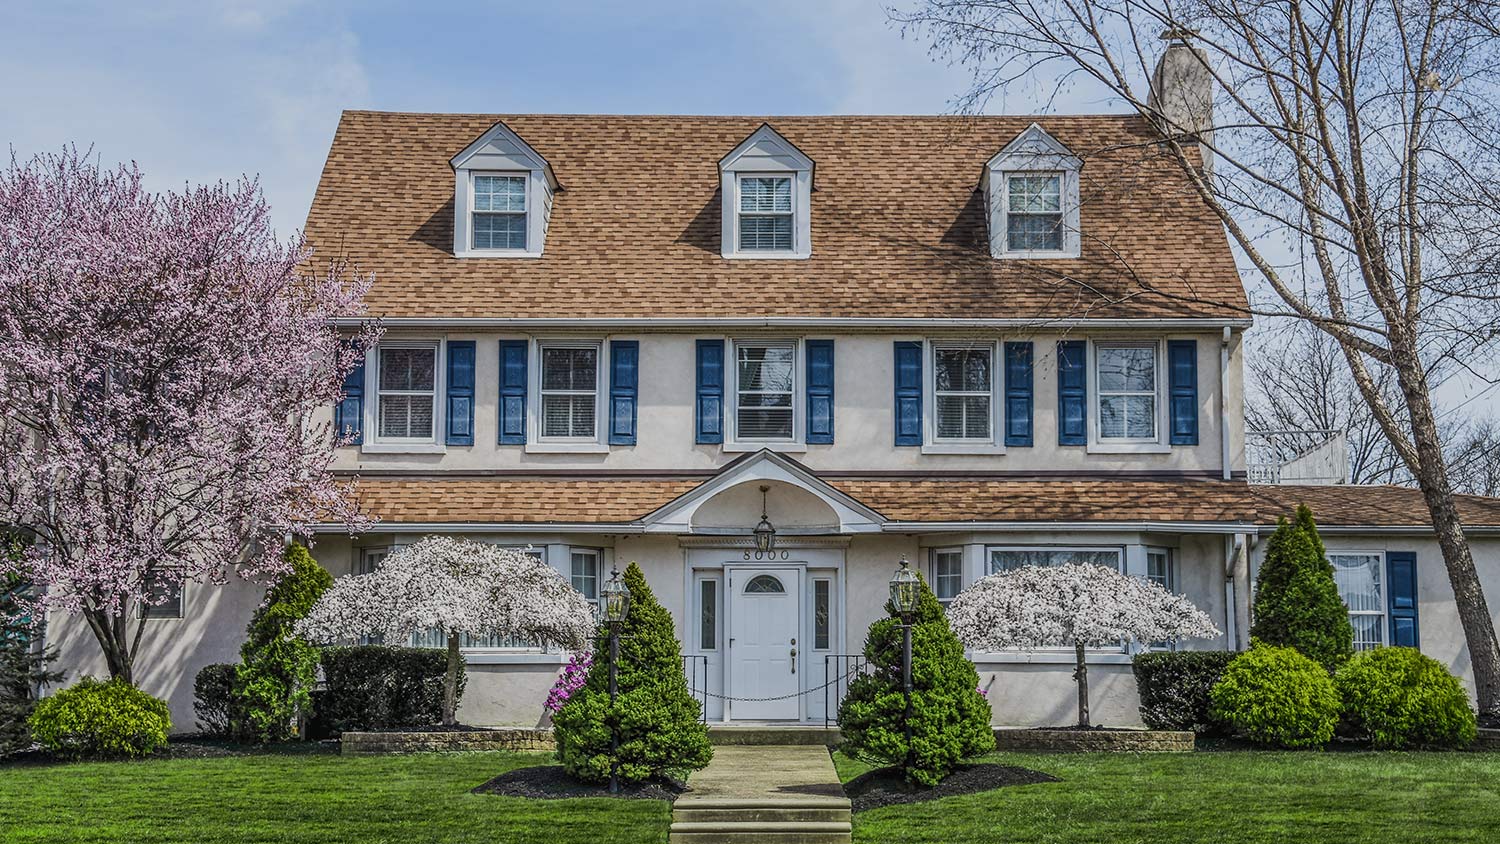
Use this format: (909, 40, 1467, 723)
(752, 484, 776, 553)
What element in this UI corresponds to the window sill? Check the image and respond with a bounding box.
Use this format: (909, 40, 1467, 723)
(360, 443, 447, 455)
(454, 249, 544, 259)
(722, 250, 811, 260)
(992, 248, 1081, 260)
(462, 651, 570, 666)
(524, 442, 610, 454)
(722, 441, 808, 454)
(969, 651, 1133, 665)
(1085, 442, 1172, 455)
(921, 442, 1006, 456)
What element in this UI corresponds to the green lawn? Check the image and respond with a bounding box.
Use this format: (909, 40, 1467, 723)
(0, 749, 667, 844)
(836, 750, 1500, 843)
(5, 748, 1500, 843)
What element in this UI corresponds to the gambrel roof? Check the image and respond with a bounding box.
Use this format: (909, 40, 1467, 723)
(305, 111, 1247, 322)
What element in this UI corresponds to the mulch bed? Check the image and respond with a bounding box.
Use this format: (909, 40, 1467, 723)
(472, 765, 688, 801)
(843, 763, 1059, 812)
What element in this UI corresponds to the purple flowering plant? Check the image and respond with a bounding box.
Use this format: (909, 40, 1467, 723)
(545, 650, 593, 713)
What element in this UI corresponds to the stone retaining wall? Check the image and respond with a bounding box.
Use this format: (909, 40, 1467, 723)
(341, 729, 555, 755)
(1474, 728, 1500, 751)
(993, 728, 1194, 753)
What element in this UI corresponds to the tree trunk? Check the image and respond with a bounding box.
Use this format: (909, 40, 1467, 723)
(1391, 348, 1500, 719)
(442, 631, 461, 727)
(80, 606, 134, 685)
(1073, 641, 1090, 728)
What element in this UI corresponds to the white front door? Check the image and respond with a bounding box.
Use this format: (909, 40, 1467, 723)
(728, 567, 801, 721)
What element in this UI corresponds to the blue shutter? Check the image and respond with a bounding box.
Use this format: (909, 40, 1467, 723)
(1168, 340, 1199, 446)
(1004, 341, 1033, 447)
(336, 352, 365, 446)
(1387, 551, 1419, 648)
(696, 339, 724, 444)
(806, 340, 835, 444)
(1057, 340, 1087, 445)
(498, 340, 527, 445)
(445, 341, 476, 446)
(609, 340, 639, 446)
(893, 341, 923, 446)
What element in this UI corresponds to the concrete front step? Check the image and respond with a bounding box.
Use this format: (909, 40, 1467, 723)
(707, 726, 843, 746)
(673, 805, 852, 825)
(668, 821, 852, 844)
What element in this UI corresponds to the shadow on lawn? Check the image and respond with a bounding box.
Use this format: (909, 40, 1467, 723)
(843, 764, 1061, 813)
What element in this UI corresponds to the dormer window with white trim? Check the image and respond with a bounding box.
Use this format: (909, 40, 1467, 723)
(719, 124, 813, 259)
(451, 120, 558, 259)
(985, 123, 1082, 259)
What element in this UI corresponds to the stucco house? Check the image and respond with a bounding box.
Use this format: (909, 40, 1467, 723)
(46, 44, 1500, 731)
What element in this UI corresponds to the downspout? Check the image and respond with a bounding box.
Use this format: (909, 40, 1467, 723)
(1220, 326, 1232, 481)
(1223, 534, 1244, 651)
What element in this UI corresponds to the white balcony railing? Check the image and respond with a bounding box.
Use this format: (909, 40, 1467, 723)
(1246, 429, 1349, 485)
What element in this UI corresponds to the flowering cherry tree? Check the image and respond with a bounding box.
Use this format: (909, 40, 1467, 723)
(297, 537, 596, 726)
(947, 563, 1219, 727)
(0, 149, 375, 685)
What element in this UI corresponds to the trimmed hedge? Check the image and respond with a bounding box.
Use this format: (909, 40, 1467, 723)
(308, 645, 458, 737)
(838, 573, 994, 786)
(193, 663, 238, 737)
(1211, 644, 1340, 748)
(1336, 647, 1477, 749)
(28, 677, 170, 759)
(1132, 651, 1237, 733)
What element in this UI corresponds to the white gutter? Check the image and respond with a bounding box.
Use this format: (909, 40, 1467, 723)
(882, 520, 1254, 534)
(1220, 326, 1233, 481)
(334, 316, 1255, 331)
(1224, 533, 1244, 650)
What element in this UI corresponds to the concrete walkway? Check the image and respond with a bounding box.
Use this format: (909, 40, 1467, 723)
(670, 745, 852, 843)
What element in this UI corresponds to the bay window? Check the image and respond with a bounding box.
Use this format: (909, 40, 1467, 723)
(989, 546, 1123, 573)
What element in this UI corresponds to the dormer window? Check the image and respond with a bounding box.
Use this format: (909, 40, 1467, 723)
(472, 174, 528, 250)
(451, 120, 558, 259)
(737, 176, 794, 251)
(719, 124, 813, 259)
(985, 124, 1082, 259)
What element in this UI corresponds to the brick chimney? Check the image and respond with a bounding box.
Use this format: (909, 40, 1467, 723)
(1149, 29, 1214, 172)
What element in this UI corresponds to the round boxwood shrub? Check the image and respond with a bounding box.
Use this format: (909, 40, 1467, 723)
(1210, 644, 1340, 748)
(1335, 647, 1477, 749)
(838, 574, 994, 787)
(28, 677, 171, 759)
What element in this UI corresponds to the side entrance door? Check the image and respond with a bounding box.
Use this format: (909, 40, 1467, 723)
(727, 566, 802, 721)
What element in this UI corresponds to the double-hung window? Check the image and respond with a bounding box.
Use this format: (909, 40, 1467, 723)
(141, 577, 184, 620)
(735, 341, 796, 441)
(1096, 343, 1158, 442)
(539, 344, 599, 440)
(933, 346, 993, 442)
(472, 174, 528, 250)
(1330, 551, 1385, 651)
(738, 176, 794, 252)
(1146, 548, 1175, 650)
(930, 547, 964, 607)
(1005, 173, 1064, 252)
(376, 343, 439, 443)
(571, 549, 602, 610)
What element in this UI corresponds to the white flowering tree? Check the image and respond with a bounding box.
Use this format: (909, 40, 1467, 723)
(947, 563, 1219, 728)
(297, 537, 596, 726)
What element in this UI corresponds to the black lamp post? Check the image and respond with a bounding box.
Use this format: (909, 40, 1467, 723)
(600, 565, 631, 794)
(889, 557, 919, 772)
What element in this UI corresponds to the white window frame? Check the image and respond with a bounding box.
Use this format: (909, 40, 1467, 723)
(1145, 547, 1176, 651)
(1087, 339, 1170, 454)
(1329, 550, 1386, 652)
(364, 340, 445, 453)
(923, 340, 1003, 454)
(735, 173, 796, 254)
(726, 338, 804, 450)
(1001, 171, 1067, 254)
(357, 546, 390, 575)
(526, 339, 607, 453)
(697, 574, 722, 652)
(469, 171, 530, 254)
(929, 546, 965, 607)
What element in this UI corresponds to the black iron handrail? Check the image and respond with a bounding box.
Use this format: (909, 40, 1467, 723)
(823, 653, 870, 727)
(683, 654, 709, 724)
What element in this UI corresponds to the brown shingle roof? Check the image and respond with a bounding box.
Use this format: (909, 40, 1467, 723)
(337, 476, 1500, 529)
(305, 111, 1247, 321)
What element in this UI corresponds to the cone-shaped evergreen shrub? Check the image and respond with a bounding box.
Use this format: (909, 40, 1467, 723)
(553, 562, 712, 784)
(233, 543, 333, 742)
(3, 561, 64, 757)
(1250, 506, 1354, 672)
(838, 574, 994, 786)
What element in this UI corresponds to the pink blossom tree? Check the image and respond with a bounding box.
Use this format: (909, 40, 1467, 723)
(947, 564, 1218, 727)
(0, 149, 375, 684)
(297, 537, 597, 726)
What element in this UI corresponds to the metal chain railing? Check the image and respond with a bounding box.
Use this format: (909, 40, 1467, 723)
(685, 662, 868, 704)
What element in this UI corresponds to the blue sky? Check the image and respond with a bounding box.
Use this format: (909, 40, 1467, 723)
(3, 0, 1118, 235)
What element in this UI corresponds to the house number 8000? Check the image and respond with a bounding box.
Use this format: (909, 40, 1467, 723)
(743, 550, 791, 561)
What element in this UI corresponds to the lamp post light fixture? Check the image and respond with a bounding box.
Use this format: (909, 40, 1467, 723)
(752, 484, 776, 554)
(599, 566, 631, 794)
(889, 556, 920, 774)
